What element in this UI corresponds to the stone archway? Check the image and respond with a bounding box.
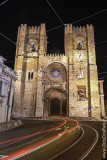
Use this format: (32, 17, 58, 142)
(43, 87, 67, 116)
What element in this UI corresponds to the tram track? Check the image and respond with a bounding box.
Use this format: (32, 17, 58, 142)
(50, 123, 98, 160)
(49, 121, 106, 160)
(0, 118, 102, 160)
(78, 124, 98, 160)
(0, 117, 79, 160)
(0, 122, 46, 149)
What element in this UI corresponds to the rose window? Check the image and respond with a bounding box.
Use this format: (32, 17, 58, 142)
(50, 68, 62, 80)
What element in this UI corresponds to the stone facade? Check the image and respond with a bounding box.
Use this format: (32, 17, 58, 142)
(12, 23, 105, 118)
(0, 56, 17, 123)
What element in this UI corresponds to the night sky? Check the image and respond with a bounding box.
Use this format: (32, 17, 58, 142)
(0, 0, 107, 99)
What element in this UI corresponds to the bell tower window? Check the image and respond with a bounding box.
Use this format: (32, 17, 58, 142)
(78, 71, 83, 79)
(77, 40, 82, 50)
(30, 42, 36, 52)
(28, 72, 33, 80)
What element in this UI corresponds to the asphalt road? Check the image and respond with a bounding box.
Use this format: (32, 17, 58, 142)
(0, 118, 106, 160)
(0, 117, 80, 160)
(50, 120, 107, 160)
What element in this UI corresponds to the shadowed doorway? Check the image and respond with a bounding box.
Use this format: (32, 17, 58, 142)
(43, 87, 67, 116)
(50, 98, 60, 115)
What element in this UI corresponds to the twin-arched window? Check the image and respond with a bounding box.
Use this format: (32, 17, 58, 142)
(30, 42, 36, 52)
(77, 40, 82, 50)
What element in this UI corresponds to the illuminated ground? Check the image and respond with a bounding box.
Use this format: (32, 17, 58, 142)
(0, 117, 106, 160)
(0, 117, 80, 160)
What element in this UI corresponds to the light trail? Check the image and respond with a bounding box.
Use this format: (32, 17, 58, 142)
(1, 117, 79, 160)
(50, 123, 99, 160)
(0, 117, 66, 146)
(0, 122, 46, 149)
(49, 126, 85, 160)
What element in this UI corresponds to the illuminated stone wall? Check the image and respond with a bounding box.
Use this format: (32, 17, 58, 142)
(12, 23, 105, 118)
(65, 24, 104, 117)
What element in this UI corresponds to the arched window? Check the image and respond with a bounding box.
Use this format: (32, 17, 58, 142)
(78, 71, 83, 79)
(30, 42, 36, 52)
(77, 40, 82, 50)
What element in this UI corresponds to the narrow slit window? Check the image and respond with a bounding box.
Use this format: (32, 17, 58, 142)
(31, 72, 33, 79)
(28, 72, 33, 80)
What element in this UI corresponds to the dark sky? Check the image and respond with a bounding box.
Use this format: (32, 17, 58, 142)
(0, 0, 107, 99)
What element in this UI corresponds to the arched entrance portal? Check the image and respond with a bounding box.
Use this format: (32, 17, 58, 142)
(43, 87, 67, 116)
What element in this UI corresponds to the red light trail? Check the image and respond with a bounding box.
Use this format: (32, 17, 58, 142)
(0, 117, 66, 146)
(1, 117, 79, 160)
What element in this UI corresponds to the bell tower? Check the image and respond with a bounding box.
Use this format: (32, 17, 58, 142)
(13, 23, 47, 117)
(64, 24, 102, 118)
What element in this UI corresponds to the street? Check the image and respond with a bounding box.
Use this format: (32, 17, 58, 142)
(0, 117, 106, 160)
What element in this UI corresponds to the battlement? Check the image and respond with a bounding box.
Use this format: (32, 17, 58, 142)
(28, 26, 40, 34)
(18, 23, 46, 35)
(73, 26, 86, 33)
(43, 53, 67, 66)
(44, 53, 65, 57)
(65, 24, 94, 35)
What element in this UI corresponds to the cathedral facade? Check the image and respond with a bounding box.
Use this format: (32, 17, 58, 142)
(12, 23, 105, 118)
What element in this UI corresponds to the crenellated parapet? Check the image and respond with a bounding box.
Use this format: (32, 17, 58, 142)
(44, 53, 65, 57)
(43, 53, 67, 69)
(19, 24, 40, 35)
(28, 26, 40, 34)
(73, 26, 86, 35)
